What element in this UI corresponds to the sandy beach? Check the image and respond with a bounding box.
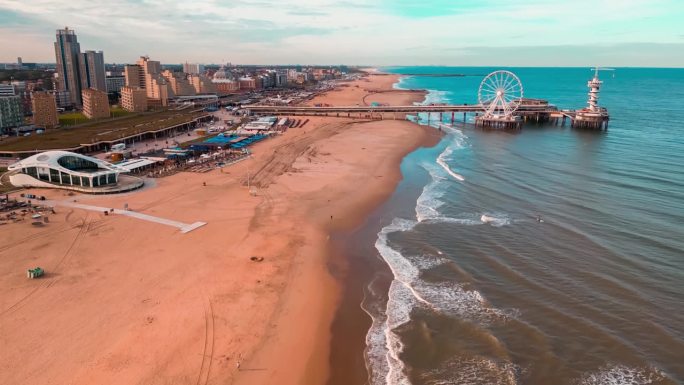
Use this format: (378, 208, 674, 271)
(0, 73, 438, 385)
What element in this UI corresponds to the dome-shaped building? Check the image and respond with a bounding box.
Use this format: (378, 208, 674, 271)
(7, 151, 143, 193)
(211, 66, 239, 94)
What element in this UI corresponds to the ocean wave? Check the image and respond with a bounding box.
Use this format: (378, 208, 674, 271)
(393, 76, 409, 90)
(436, 145, 465, 181)
(416, 164, 447, 222)
(367, 218, 514, 385)
(419, 210, 514, 227)
(577, 364, 669, 385)
(416, 357, 521, 385)
(415, 128, 468, 220)
(421, 89, 452, 106)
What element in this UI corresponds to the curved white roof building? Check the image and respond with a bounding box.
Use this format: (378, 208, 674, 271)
(7, 151, 141, 193)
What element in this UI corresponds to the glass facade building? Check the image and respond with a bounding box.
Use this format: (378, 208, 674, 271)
(8, 151, 121, 189)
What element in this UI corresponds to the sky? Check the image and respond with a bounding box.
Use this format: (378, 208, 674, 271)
(1, 0, 683, 66)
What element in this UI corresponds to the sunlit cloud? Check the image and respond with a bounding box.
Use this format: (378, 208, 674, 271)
(0, 0, 682, 66)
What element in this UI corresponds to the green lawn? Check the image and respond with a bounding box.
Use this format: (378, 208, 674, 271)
(0, 109, 209, 152)
(59, 112, 89, 126)
(111, 107, 131, 118)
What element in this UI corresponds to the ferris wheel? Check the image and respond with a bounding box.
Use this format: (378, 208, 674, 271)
(478, 70, 524, 118)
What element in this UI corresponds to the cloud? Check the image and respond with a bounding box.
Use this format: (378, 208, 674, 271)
(0, 0, 682, 66)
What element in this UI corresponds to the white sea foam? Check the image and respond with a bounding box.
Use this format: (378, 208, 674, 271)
(415, 127, 468, 221)
(366, 217, 514, 385)
(422, 89, 451, 106)
(436, 140, 466, 181)
(416, 357, 520, 385)
(478, 212, 513, 227)
(393, 76, 409, 90)
(415, 165, 447, 222)
(577, 364, 669, 385)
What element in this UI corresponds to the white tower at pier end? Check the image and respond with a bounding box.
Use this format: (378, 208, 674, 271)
(587, 67, 603, 112)
(572, 67, 611, 130)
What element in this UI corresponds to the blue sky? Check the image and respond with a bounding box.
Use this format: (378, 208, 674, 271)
(1, 0, 683, 66)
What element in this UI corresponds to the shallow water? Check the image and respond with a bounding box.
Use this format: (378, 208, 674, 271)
(360, 67, 684, 385)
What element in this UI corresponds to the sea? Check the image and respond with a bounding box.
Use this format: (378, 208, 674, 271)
(337, 67, 684, 385)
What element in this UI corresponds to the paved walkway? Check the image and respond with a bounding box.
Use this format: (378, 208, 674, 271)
(39, 200, 206, 234)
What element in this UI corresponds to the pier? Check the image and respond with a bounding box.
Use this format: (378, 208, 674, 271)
(246, 69, 610, 130)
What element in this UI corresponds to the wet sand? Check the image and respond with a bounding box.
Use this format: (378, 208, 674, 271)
(0, 73, 436, 385)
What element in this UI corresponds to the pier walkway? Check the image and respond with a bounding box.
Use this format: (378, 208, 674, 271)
(245, 104, 556, 115)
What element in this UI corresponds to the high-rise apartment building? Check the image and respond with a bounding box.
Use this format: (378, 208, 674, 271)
(52, 90, 72, 109)
(54, 27, 106, 107)
(54, 27, 83, 106)
(0, 96, 23, 134)
(106, 76, 125, 93)
(31, 91, 59, 129)
(124, 64, 144, 88)
(276, 70, 288, 87)
(162, 70, 195, 96)
(128, 56, 173, 106)
(120, 86, 147, 112)
(191, 75, 218, 94)
(81, 88, 110, 119)
(80, 50, 106, 92)
(183, 62, 205, 75)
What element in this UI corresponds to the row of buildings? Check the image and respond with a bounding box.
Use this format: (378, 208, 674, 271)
(1, 26, 350, 134)
(0, 85, 111, 134)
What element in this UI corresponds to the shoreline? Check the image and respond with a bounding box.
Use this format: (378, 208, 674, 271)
(0, 73, 439, 385)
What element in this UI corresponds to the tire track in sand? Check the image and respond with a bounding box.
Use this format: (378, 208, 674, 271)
(196, 295, 215, 385)
(0, 214, 90, 317)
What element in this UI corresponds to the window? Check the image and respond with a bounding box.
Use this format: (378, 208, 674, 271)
(25, 167, 38, 178)
(49, 168, 60, 183)
(37, 167, 50, 181)
(107, 173, 116, 184)
(57, 155, 100, 172)
(60, 171, 71, 185)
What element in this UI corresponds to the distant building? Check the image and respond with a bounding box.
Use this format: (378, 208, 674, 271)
(0, 84, 16, 97)
(124, 64, 144, 89)
(135, 56, 172, 106)
(52, 90, 72, 109)
(54, 27, 84, 106)
(31, 91, 59, 129)
(276, 71, 288, 87)
(287, 69, 298, 81)
(0, 96, 23, 134)
(239, 77, 256, 90)
(183, 62, 204, 74)
(120, 86, 147, 112)
(54, 27, 106, 108)
(106, 76, 125, 93)
(80, 50, 106, 92)
(81, 88, 110, 119)
(188, 74, 216, 94)
(210, 66, 239, 94)
(162, 70, 196, 96)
